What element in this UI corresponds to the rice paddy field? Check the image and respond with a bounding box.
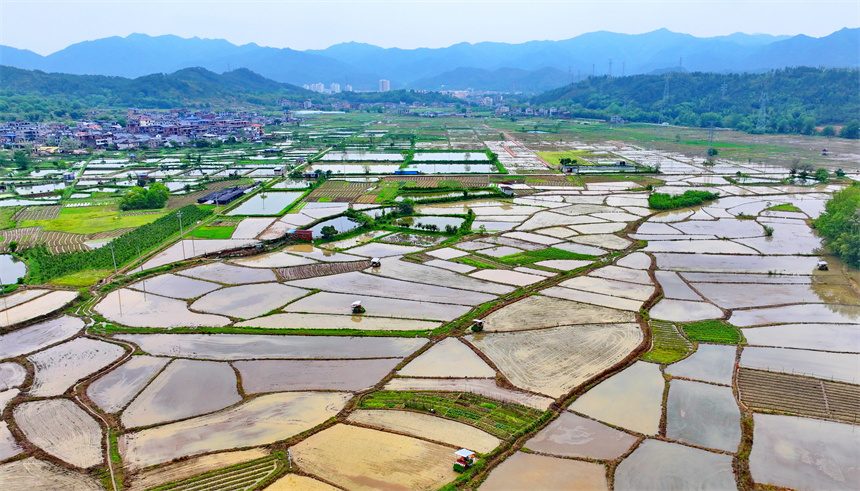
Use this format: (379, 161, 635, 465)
(0, 115, 857, 490)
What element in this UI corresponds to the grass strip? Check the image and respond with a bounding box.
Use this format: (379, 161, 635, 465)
(358, 391, 543, 440)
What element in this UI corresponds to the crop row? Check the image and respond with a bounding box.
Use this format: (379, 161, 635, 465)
(642, 320, 693, 364)
(20, 205, 212, 283)
(738, 369, 860, 423)
(150, 456, 279, 491)
(12, 205, 62, 221)
(276, 260, 370, 281)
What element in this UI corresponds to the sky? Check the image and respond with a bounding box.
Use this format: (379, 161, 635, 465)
(1, 0, 857, 55)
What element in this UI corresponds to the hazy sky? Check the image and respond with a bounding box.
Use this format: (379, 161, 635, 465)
(1, 0, 857, 55)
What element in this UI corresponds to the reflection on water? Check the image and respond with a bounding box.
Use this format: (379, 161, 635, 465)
(0, 255, 27, 284)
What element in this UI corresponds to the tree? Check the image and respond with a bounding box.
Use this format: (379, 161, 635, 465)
(119, 183, 170, 211)
(12, 151, 29, 170)
(499, 133, 505, 141)
(821, 125, 836, 137)
(815, 168, 830, 182)
(397, 198, 415, 216)
(8, 241, 18, 253)
(320, 225, 337, 239)
(814, 183, 860, 268)
(839, 120, 860, 139)
(706, 147, 719, 157)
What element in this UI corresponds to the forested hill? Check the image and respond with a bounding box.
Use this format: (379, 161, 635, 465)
(0, 66, 310, 116)
(0, 66, 461, 121)
(533, 67, 860, 134)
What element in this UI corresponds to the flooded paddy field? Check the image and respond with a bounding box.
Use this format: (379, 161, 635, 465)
(235, 358, 401, 392)
(526, 411, 639, 460)
(190, 283, 308, 318)
(0, 290, 78, 327)
(283, 290, 471, 321)
(287, 271, 495, 306)
(235, 312, 440, 331)
(87, 356, 170, 413)
(615, 439, 736, 490)
(117, 333, 427, 359)
(121, 392, 350, 469)
(570, 361, 665, 435)
(399, 338, 495, 378)
(28, 338, 125, 397)
(96, 289, 231, 328)
(750, 414, 859, 490)
(665, 379, 741, 452)
(0, 315, 83, 358)
(121, 359, 241, 428)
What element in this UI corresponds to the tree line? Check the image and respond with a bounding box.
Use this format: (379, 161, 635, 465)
(533, 67, 860, 137)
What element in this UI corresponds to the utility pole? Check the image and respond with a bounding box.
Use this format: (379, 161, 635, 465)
(109, 242, 117, 275)
(622, 61, 625, 77)
(177, 210, 185, 260)
(592, 64, 595, 77)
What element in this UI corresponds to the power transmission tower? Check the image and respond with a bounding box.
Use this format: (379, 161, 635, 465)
(756, 93, 769, 131)
(720, 82, 728, 99)
(592, 64, 595, 77)
(622, 61, 625, 77)
(707, 123, 715, 153)
(608, 59, 613, 77)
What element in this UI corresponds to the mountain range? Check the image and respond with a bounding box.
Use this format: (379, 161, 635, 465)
(1, 28, 858, 93)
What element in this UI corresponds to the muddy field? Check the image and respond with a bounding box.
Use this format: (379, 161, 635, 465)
(347, 409, 502, 452)
(481, 452, 609, 490)
(0, 458, 102, 490)
(293, 424, 457, 491)
(469, 323, 642, 397)
(14, 399, 103, 468)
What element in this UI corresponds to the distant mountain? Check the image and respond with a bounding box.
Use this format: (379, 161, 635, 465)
(1, 28, 858, 93)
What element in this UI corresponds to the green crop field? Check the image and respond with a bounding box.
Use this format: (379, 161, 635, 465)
(19, 206, 165, 234)
(681, 319, 744, 344)
(358, 391, 544, 440)
(494, 248, 596, 266)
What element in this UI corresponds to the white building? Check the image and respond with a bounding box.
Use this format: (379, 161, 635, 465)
(330, 83, 341, 93)
(378, 79, 391, 92)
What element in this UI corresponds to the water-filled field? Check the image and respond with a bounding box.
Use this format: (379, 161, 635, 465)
(1, 163, 856, 490)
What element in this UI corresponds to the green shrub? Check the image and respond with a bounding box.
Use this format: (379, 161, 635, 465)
(648, 190, 720, 210)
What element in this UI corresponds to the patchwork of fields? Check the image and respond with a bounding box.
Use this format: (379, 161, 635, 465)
(0, 116, 857, 491)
